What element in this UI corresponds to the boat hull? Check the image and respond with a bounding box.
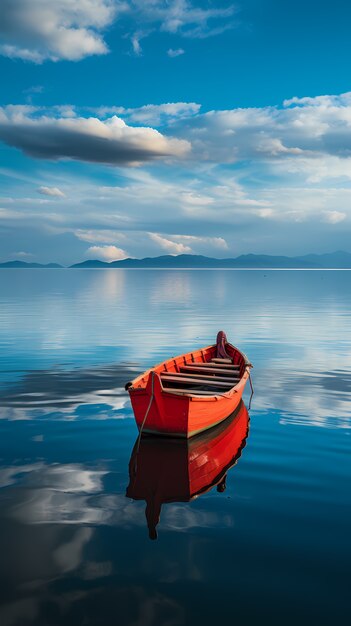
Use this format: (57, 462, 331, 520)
(127, 342, 251, 438)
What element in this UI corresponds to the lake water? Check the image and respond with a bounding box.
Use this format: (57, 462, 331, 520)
(0, 269, 350, 626)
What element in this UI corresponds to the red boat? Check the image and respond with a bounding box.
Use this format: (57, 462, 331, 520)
(125, 331, 252, 438)
(126, 401, 249, 539)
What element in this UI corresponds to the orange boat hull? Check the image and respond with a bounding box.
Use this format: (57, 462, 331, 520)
(127, 341, 252, 438)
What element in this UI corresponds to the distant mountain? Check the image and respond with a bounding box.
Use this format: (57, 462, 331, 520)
(2, 252, 351, 269)
(70, 259, 109, 269)
(296, 250, 351, 269)
(70, 251, 351, 269)
(0, 261, 62, 268)
(71, 255, 227, 268)
(71, 253, 316, 269)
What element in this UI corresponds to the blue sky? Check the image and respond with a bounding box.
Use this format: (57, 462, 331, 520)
(1, 0, 351, 264)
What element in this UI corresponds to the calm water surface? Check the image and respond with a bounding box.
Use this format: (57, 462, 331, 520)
(0, 269, 350, 625)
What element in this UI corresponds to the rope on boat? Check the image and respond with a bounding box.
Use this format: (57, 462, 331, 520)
(131, 371, 156, 479)
(135, 370, 155, 456)
(248, 370, 254, 410)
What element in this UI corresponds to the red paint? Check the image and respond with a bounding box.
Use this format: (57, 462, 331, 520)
(126, 337, 252, 438)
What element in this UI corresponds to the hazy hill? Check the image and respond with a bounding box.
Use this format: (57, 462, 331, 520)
(0, 261, 62, 268)
(296, 250, 351, 269)
(1, 252, 351, 269)
(70, 251, 351, 269)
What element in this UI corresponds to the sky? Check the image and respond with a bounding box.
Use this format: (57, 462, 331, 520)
(1, 0, 351, 264)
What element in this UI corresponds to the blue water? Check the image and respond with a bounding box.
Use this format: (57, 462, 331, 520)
(0, 269, 350, 625)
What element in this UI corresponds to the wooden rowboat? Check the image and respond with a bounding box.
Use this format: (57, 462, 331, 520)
(126, 401, 249, 539)
(125, 331, 252, 438)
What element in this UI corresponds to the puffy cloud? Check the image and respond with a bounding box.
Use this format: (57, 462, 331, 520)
(323, 211, 346, 224)
(0, 106, 190, 165)
(126, 102, 200, 125)
(2, 92, 351, 261)
(149, 232, 192, 254)
(271, 155, 351, 184)
(283, 93, 351, 108)
(37, 186, 65, 198)
(0, 0, 119, 63)
(75, 229, 127, 244)
(167, 48, 185, 57)
(170, 234, 228, 249)
(10, 250, 34, 259)
(0, 1, 237, 62)
(7, 91, 351, 168)
(55, 105, 78, 118)
(95, 102, 200, 125)
(256, 208, 274, 219)
(148, 232, 228, 255)
(173, 91, 351, 163)
(85, 245, 128, 261)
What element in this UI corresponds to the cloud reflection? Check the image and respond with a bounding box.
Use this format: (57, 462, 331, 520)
(0, 364, 138, 420)
(0, 460, 227, 532)
(252, 367, 351, 428)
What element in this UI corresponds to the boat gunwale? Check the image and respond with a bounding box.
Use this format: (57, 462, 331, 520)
(128, 342, 251, 401)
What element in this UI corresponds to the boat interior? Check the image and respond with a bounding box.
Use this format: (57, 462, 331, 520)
(129, 337, 248, 397)
(159, 352, 242, 396)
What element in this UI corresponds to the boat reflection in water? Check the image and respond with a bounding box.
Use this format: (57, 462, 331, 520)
(126, 401, 249, 540)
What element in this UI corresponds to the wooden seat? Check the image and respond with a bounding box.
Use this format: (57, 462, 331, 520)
(160, 374, 234, 389)
(185, 362, 240, 370)
(180, 365, 240, 377)
(164, 388, 228, 396)
(163, 371, 239, 383)
(211, 358, 233, 364)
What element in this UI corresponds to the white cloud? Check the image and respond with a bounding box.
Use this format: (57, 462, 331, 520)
(85, 245, 128, 261)
(0, 1, 236, 62)
(149, 232, 192, 254)
(37, 186, 65, 198)
(272, 155, 351, 184)
(130, 30, 145, 56)
(0, 106, 190, 165)
(95, 102, 200, 126)
(127, 1, 236, 38)
(7, 91, 351, 169)
(10, 251, 34, 259)
(122, 1, 236, 54)
(2, 92, 351, 260)
(171, 234, 228, 249)
(181, 191, 213, 206)
(75, 229, 127, 244)
(148, 232, 228, 255)
(172, 91, 351, 164)
(55, 105, 78, 118)
(283, 93, 351, 108)
(0, 0, 119, 63)
(323, 211, 346, 224)
(167, 48, 185, 57)
(256, 208, 274, 219)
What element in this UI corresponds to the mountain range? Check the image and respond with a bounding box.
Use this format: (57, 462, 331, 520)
(1, 251, 351, 269)
(0, 261, 63, 268)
